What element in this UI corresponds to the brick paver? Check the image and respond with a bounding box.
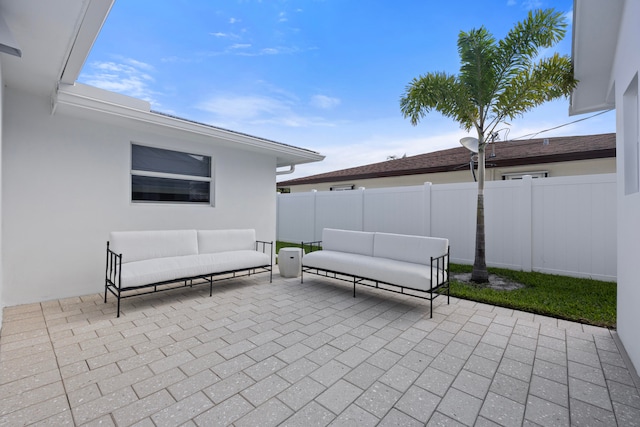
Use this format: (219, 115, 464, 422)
(1, 268, 639, 426)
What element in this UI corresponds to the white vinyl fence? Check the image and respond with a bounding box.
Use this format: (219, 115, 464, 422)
(277, 174, 617, 281)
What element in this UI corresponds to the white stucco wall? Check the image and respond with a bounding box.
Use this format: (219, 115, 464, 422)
(0, 58, 4, 329)
(1, 88, 277, 306)
(613, 0, 640, 373)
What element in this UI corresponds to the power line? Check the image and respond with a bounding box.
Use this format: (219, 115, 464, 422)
(509, 109, 614, 141)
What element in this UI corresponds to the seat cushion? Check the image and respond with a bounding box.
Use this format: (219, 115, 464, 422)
(119, 250, 270, 288)
(303, 250, 447, 292)
(303, 250, 377, 278)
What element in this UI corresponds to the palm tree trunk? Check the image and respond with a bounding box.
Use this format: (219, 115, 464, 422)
(471, 143, 489, 283)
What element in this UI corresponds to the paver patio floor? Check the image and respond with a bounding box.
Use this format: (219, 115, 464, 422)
(1, 267, 639, 426)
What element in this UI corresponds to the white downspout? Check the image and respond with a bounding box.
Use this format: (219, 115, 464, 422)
(276, 165, 295, 175)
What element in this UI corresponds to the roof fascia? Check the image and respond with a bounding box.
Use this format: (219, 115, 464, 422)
(53, 83, 324, 164)
(59, 0, 114, 85)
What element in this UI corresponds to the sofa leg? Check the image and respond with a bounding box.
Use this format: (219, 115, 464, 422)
(353, 277, 356, 298)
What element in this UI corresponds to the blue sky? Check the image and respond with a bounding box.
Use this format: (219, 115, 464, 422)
(79, 0, 615, 181)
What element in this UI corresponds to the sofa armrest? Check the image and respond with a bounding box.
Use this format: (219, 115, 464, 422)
(105, 241, 123, 289)
(301, 241, 323, 256)
(255, 240, 274, 266)
(430, 246, 450, 288)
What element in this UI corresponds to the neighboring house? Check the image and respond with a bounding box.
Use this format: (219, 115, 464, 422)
(571, 0, 639, 373)
(278, 133, 615, 193)
(0, 1, 323, 311)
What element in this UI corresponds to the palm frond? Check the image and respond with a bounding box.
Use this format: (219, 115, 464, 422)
(493, 53, 576, 122)
(400, 72, 477, 130)
(458, 27, 498, 113)
(493, 9, 568, 95)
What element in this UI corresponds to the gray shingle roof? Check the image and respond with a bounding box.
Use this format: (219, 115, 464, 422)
(278, 133, 615, 186)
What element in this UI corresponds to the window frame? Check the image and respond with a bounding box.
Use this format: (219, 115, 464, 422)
(330, 184, 355, 191)
(130, 143, 214, 206)
(502, 171, 549, 180)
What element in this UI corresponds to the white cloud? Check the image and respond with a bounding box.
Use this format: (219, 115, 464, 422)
(261, 47, 280, 55)
(506, 0, 542, 8)
(80, 59, 160, 106)
(197, 93, 340, 128)
(229, 17, 240, 24)
(230, 43, 251, 49)
(310, 95, 341, 109)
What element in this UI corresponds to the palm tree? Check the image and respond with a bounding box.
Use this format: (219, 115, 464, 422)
(400, 9, 577, 283)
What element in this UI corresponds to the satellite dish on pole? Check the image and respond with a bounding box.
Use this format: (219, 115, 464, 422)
(460, 137, 479, 153)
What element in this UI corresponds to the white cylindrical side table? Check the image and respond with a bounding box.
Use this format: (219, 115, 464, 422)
(278, 247, 302, 278)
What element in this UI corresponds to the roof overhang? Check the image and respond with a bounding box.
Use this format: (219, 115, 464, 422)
(1, 0, 324, 169)
(54, 83, 324, 167)
(569, 0, 624, 115)
(0, 0, 114, 97)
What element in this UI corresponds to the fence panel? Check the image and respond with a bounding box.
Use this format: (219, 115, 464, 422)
(483, 179, 528, 270)
(531, 175, 616, 280)
(314, 190, 364, 239)
(277, 173, 617, 280)
(363, 186, 427, 235)
(430, 182, 477, 264)
(276, 192, 315, 243)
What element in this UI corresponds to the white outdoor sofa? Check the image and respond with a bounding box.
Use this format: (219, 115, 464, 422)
(301, 228, 449, 317)
(105, 229, 272, 317)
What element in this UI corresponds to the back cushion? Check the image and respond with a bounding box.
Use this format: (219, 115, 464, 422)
(110, 230, 198, 263)
(374, 232, 448, 265)
(198, 229, 256, 254)
(322, 228, 375, 256)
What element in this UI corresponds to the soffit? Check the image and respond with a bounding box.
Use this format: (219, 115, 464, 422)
(570, 0, 624, 115)
(0, 0, 112, 97)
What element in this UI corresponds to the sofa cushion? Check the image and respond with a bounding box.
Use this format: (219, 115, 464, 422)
(322, 229, 375, 256)
(110, 230, 198, 263)
(303, 250, 377, 278)
(303, 250, 447, 292)
(119, 250, 271, 288)
(373, 232, 448, 266)
(363, 257, 448, 291)
(198, 229, 256, 254)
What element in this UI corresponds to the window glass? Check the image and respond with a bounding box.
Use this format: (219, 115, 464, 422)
(132, 144, 211, 177)
(132, 176, 210, 203)
(131, 144, 212, 204)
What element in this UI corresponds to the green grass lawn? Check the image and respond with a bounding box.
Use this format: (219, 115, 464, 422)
(276, 242, 616, 328)
(449, 264, 616, 328)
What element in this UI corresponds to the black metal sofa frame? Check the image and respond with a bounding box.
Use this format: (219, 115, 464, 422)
(300, 240, 449, 318)
(105, 240, 273, 317)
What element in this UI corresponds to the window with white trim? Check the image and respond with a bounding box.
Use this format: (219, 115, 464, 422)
(131, 144, 213, 204)
(330, 184, 355, 191)
(502, 171, 548, 180)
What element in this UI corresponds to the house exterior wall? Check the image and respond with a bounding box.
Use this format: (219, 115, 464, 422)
(1, 88, 277, 307)
(0, 59, 4, 329)
(283, 157, 615, 192)
(613, 0, 640, 373)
